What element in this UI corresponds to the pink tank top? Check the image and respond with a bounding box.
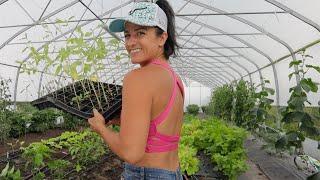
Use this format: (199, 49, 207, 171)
(145, 59, 184, 153)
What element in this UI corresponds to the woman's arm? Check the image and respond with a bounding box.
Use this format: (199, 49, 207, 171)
(88, 69, 152, 164)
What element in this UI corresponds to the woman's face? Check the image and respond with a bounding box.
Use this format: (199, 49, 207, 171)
(124, 22, 167, 65)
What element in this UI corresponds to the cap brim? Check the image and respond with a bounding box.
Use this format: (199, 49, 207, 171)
(109, 19, 126, 32)
(109, 17, 157, 33)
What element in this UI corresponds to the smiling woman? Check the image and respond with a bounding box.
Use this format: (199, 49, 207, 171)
(124, 24, 167, 65)
(87, 0, 185, 179)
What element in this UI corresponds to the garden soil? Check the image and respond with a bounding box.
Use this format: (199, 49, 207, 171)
(242, 135, 308, 180)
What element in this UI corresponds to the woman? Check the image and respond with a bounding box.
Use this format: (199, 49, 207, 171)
(88, 0, 184, 179)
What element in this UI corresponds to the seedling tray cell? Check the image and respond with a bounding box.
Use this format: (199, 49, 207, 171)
(31, 79, 122, 121)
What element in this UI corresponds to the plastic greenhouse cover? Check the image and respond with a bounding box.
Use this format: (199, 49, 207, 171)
(0, 0, 319, 107)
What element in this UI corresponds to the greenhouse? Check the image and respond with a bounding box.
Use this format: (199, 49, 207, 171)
(0, 0, 319, 179)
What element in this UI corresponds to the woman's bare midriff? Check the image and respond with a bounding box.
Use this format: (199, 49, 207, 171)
(135, 150, 180, 171)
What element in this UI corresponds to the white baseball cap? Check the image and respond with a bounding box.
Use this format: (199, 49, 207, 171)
(109, 2, 168, 32)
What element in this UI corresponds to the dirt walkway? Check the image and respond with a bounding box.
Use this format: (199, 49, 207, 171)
(241, 136, 307, 180)
(238, 159, 269, 180)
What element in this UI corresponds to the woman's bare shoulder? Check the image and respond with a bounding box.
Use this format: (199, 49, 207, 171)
(123, 63, 181, 90)
(125, 65, 160, 81)
(123, 69, 144, 85)
(122, 67, 154, 91)
(124, 67, 151, 81)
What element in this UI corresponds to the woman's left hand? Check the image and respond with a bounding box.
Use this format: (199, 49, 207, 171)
(88, 109, 106, 134)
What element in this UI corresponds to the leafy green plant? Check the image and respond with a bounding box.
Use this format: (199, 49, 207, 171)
(0, 77, 11, 108)
(233, 80, 255, 127)
(186, 104, 199, 115)
(212, 149, 247, 179)
(179, 118, 201, 175)
(279, 50, 320, 151)
(200, 105, 208, 114)
(178, 144, 199, 175)
(18, 23, 119, 79)
(179, 116, 248, 179)
(16, 103, 38, 114)
(42, 129, 108, 172)
(5, 129, 108, 179)
(111, 125, 120, 132)
(0, 77, 12, 143)
(264, 106, 320, 141)
(0, 163, 22, 180)
(22, 142, 53, 178)
(29, 108, 62, 132)
(192, 119, 248, 180)
(183, 113, 197, 124)
(6, 111, 32, 138)
(70, 91, 90, 106)
(47, 159, 71, 179)
(208, 84, 233, 120)
(67, 130, 107, 170)
(61, 112, 84, 130)
(0, 115, 11, 143)
(17, 20, 127, 113)
(245, 79, 275, 131)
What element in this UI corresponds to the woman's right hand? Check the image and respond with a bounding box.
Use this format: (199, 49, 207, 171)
(106, 118, 120, 126)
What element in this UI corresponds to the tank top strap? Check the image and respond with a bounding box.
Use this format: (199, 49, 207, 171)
(150, 59, 178, 125)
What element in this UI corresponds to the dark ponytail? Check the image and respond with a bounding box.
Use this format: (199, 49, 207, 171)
(155, 0, 179, 60)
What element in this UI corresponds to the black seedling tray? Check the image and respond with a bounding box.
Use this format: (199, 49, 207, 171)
(31, 79, 122, 121)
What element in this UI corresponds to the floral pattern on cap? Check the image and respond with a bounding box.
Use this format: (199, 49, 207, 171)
(108, 1, 167, 32)
(126, 2, 157, 26)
